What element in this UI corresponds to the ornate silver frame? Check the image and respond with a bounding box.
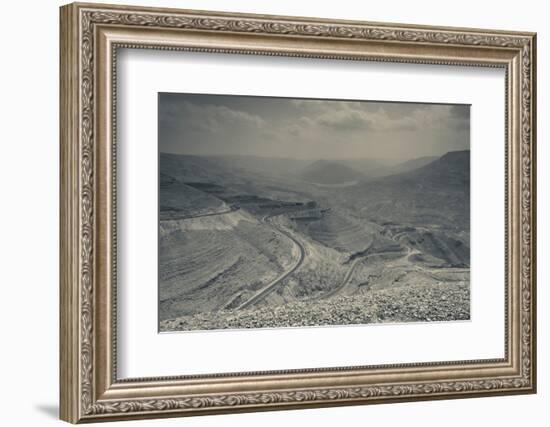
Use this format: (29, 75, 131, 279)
(60, 2, 536, 423)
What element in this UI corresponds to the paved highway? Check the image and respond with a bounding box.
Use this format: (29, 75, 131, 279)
(162, 205, 238, 221)
(236, 215, 305, 310)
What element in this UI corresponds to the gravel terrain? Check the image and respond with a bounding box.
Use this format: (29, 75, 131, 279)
(160, 281, 469, 331)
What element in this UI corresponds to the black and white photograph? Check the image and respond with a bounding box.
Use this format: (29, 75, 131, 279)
(158, 93, 471, 332)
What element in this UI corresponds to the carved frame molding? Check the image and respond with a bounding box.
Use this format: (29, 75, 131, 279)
(60, 2, 536, 423)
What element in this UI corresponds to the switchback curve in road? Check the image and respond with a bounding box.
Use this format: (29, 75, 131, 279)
(236, 215, 305, 310)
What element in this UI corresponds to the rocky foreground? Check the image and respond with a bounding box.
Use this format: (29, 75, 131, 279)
(160, 281, 469, 332)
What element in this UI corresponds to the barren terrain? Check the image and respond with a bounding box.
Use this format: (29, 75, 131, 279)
(159, 150, 470, 331)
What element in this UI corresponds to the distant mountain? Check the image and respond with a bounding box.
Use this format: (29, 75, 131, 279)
(160, 172, 228, 220)
(338, 156, 440, 179)
(342, 150, 470, 230)
(160, 152, 445, 184)
(301, 160, 365, 184)
(209, 155, 310, 178)
(337, 158, 391, 177)
(160, 153, 236, 184)
(384, 150, 470, 189)
(160, 152, 313, 181)
(389, 155, 438, 175)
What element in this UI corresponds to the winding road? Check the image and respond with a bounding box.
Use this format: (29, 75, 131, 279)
(323, 242, 468, 300)
(236, 215, 306, 310)
(322, 248, 407, 299)
(322, 256, 363, 299)
(163, 205, 239, 221)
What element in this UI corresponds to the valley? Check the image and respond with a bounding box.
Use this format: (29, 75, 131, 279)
(158, 151, 470, 331)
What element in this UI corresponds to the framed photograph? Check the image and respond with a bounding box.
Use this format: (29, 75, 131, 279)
(60, 2, 537, 423)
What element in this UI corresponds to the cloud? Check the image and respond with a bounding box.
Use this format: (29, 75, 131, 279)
(160, 100, 266, 134)
(159, 93, 470, 160)
(321, 106, 419, 131)
(290, 102, 417, 132)
(289, 100, 469, 134)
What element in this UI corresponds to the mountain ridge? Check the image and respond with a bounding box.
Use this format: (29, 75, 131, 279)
(301, 159, 365, 184)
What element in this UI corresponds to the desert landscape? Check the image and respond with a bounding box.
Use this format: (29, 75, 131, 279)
(158, 93, 470, 331)
(159, 149, 470, 331)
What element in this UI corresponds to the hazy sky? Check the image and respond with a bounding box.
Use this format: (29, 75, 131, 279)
(159, 93, 469, 161)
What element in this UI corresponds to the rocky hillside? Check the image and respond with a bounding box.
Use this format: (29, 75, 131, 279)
(160, 173, 229, 220)
(161, 280, 469, 331)
(345, 150, 470, 230)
